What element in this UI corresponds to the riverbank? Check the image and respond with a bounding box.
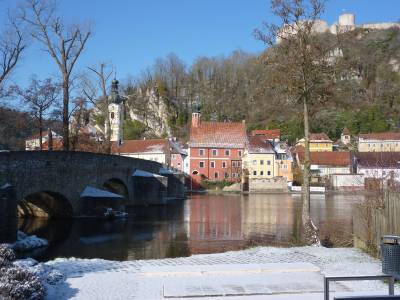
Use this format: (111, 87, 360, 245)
(26, 246, 398, 299)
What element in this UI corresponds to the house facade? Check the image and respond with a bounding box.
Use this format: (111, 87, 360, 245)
(296, 133, 333, 152)
(358, 132, 400, 152)
(25, 130, 62, 151)
(188, 112, 247, 187)
(242, 135, 276, 180)
(274, 141, 293, 184)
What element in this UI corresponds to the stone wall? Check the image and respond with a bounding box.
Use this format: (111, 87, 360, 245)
(0, 184, 17, 242)
(249, 177, 288, 192)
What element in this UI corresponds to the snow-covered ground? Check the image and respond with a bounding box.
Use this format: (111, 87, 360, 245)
(22, 246, 399, 300)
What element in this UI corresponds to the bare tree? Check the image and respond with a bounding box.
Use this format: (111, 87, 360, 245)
(82, 62, 113, 152)
(255, 0, 336, 244)
(0, 12, 26, 97)
(14, 77, 60, 150)
(20, 0, 91, 150)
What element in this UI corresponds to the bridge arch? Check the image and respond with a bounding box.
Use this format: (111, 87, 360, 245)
(18, 191, 73, 218)
(102, 178, 129, 200)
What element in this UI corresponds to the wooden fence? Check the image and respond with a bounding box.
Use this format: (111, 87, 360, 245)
(353, 190, 400, 254)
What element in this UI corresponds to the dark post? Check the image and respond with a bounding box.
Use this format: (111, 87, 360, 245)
(48, 128, 53, 151)
(0, 183, 17, 243)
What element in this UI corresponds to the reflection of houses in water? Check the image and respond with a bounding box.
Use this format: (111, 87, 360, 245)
(241, 194, 298, 245)
(188, 195, 246, 254)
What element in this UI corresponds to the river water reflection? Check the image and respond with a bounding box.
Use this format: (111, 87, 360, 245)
(18, 193, 363, 262)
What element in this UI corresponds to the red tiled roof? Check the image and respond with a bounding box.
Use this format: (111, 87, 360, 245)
(358, 132, 400, 141)
(297, 151, 351, 167)
(251, 129, 281, 140)
(248, 135, 275, 153)
(189, 121, 247, 148)
(356, 152, 400, 168)
(309, 133, 332, 142)
(112, 139, 169, 154)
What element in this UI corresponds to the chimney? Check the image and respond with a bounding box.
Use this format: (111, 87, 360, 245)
(192, 112, 201, 128)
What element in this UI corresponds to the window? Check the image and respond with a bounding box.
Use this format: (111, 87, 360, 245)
(212, 149, 218, 156)
(260, 171, 264, 176)
(232, 173, 237, 178)
(224, 149, 230, 156)
(267, 160, 271, 165)
(199, 161, 205, 168)
(267, 171, 271, 176)
(252, 160, 257, 165)
(210, 161, 215, 168)
(253, 171, 257, 176)
(172, 154, 176, 159)
(110, 112, 115, 119)
(232, 161, 237, 167)
(222, 161, 227, 168)
(283, 164, 287, 170)
(238, 150, 242, 157)
(260, 160, 264, 165)
(214, 172, 219, 178)
(224, 172, 229, 178)
(199, 149, 205, 156)
(192, 170, 199, 175)
(237, 161, 241, 167)
(178, 163, 181, 166)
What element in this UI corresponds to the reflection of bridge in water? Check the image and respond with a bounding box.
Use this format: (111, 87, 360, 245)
(0, 151, 185, 242)
(9, 193, 361, 261)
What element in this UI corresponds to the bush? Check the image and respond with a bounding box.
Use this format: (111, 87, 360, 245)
(0, 246, 15, 267)
(0, 266, 45, 300)
(0, 245, 45, 300)
(201, 180, 235, 190)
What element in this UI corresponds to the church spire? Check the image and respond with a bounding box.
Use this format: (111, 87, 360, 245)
(110, 79, 122, 104)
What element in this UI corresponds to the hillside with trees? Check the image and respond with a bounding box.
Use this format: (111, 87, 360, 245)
(119, 27, 400, 143)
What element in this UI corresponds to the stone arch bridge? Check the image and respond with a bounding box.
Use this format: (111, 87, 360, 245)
(0, 151, 185, 241)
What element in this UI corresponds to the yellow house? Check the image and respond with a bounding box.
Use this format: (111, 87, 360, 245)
(296, 133, 333, 152)
(242, 136, 275, 179)
(358, 132, 400, 152)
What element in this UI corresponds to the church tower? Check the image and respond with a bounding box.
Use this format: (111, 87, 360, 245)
(106, 79, 124, 144)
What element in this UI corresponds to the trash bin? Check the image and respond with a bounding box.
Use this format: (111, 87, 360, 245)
(381, 235, 400, 279)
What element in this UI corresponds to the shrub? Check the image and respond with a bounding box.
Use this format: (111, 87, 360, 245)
(0, 266, 45, 300)
(0, 245, 45, 300)
(0, 246, 15, 267)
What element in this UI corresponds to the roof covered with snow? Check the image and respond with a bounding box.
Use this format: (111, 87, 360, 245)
(80, 186, 124, 199)
(112, 139, 169, 154)
(132, 169, 165, 178)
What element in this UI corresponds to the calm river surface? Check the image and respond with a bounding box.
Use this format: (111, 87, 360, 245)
(18, 193, 364, 262)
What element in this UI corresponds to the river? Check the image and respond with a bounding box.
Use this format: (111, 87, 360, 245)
(16, 193, 363, 262)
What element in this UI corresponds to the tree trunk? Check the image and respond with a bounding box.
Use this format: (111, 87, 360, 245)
(39, 112, 43, 151)
(302, 96, 318, 244)
(62, 76, 69, 151)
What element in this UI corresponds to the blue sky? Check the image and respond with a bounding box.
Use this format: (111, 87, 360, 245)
(1, 0, 400, 87)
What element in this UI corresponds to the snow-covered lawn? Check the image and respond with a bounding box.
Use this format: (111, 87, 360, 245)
(24, 246, 399, 299)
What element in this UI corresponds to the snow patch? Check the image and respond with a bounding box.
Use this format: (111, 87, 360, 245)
(11, 231, 48, 252)
(132, 169, 164, 178)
